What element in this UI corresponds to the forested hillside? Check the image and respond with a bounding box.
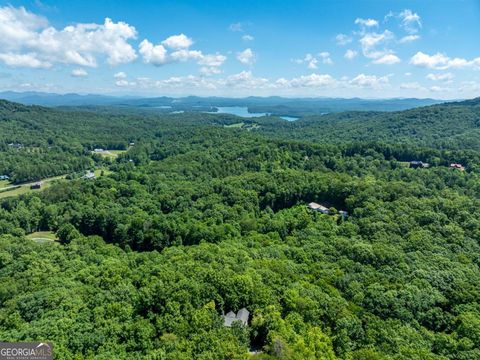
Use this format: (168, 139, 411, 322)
(256, 99, 480, 151)
(1, 99, 480, 359)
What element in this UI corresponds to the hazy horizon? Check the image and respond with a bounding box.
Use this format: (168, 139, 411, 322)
(0, 89, 463, 102)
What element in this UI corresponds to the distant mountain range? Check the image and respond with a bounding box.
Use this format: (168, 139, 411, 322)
(0, 91, 450, 115)
(0, 91, 133, 107)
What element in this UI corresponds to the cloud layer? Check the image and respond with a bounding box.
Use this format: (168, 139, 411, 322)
(0, 5, 478, 98)
(0, 6, 137, 68)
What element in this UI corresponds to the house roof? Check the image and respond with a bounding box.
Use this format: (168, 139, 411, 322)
(223, 308, 250, 327)
(236, 308, 250, 325)
(308, 202, 329, 211)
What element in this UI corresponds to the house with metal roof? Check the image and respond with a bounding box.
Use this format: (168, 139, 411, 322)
(307, 202, 330, 214)
(410, 161, 429, 169)
(450, 163, 465, 171)
(83, 171, 96, 180)
(223, 308, 250, 327)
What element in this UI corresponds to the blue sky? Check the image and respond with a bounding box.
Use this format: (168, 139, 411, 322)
(0, 0, 479, 98)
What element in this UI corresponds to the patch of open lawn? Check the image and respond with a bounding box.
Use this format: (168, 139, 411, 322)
(94, 168, 113, 177)
(0, 185, 29, 198)
(224, 122, 245, 128)
(0, 180, 10, 188)
(26, 231, 58, 243)
(92, 149, 127, 158)
(109, 150, 128, 155)
(0, 175, 64, 199)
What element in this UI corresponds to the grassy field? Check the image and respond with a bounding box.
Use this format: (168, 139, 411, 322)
(26, 231, 58, 243)
(0, 175, 66, 199)
(94, 168, 113, 177)
(109, 150, 128, 155)
(224, 122, 245, 128)
(0, 169, 115, 199)
(0, 186, 30, 198)
(92, 149, 128, 158)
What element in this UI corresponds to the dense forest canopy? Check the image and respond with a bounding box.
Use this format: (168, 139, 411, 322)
(1, 98, 480, 359)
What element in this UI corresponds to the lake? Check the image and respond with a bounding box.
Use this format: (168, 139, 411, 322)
(207, 106, 299, 121)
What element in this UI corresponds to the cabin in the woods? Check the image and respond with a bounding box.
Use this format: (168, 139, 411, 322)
(308, 202, 348, 218)
(83, 171, 96, 180)
(308, 202, 330, 214)
(30, 182, 42, 189)
(94, 148, 104, 153)
(410, 161, 429, 169)
(0, 175, 9, 180)
(450, 163, 465, 171)
(223, 308, 250, 327)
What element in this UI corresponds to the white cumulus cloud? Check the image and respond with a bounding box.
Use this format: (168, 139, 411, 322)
(295, 52, 333, 69)
(0, 6, 137, 68)
(71, 68, 88, 77)
(139, 40, 168, 65)
(355, 18, 379, 28)
(335, 33, 352, 45)
(372, 54, 401, 65)
(400, 82, 425, 90)
(319, 52, 333, 65)
(197, 53, 226, 67)
(0, 52, 51, 68)
(161, 34, 193, 50)
(399, 9, 422, 34)
(350, 74, 390, 89)
(398, 35, 420, 43)
(410, 51, 480, 70)
(359, 30, 394, 60)
(344, 49, 358, 60)
(237, 48, 255, 65)
(114, 71, 127, 79)
(288, 73, 337, 88)
(139, 35, 215, 70)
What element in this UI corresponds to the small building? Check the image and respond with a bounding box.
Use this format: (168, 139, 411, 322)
(83, 171, 96, 180)
(94, 148, 104, 153)
(223, 308, 250, 327)
(30, 182, 42, 189)
(410, 161, 429, 169)
(450, 163, 465, 171)
(308, 202, 330, 215)
(129, 142, 135, 146)
(0, 175, 9, 180)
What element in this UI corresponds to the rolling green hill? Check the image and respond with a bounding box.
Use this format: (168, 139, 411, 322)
(0, 98, 480, 358)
